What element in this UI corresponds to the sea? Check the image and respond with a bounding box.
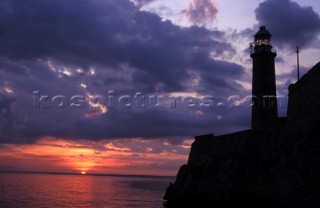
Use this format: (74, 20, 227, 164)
(0, 172, 175, 208)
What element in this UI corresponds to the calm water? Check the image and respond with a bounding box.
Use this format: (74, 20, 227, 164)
(0, 172, 174, 208)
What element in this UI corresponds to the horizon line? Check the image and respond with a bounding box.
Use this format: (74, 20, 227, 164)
(0, 170, 176, 179)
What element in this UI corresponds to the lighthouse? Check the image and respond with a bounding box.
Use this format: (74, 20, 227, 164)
(250, 26, 278, 130)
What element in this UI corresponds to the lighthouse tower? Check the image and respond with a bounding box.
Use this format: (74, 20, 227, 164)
(250, 26, 278, 130)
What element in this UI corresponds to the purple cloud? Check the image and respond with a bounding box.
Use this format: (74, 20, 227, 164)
(0, 0, 247, 144)
(255, 0, 320, 48)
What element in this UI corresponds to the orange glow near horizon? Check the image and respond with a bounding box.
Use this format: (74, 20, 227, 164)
(0, 137, 192, 176)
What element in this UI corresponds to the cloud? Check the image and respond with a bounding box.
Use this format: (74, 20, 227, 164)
(134, 0, 156, 8)
(0, 94, 16, 141)
(0, 137, 191, 175)
(185, 0, 218, 25)
(0, 0, 247, 144)
(255, 0, 320, 48)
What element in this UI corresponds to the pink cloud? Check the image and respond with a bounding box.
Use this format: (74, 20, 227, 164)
(185, 0, 218, 24)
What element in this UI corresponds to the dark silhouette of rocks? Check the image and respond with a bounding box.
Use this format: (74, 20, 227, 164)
(163, 27, 320, 207)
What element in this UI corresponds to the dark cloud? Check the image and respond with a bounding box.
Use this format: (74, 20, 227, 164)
(0, 0, 240, 92)
(0, 93, 16, 143)
(0, 0, 135, 68)
(0, 94, 15, 124)
(255, 0, 320, 48)
(0, 0, 247, 144)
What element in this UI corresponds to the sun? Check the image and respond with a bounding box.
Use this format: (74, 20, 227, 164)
(81, 171, 86, 175)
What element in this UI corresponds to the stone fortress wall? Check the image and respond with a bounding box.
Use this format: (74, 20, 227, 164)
(164, 62, 320, 208)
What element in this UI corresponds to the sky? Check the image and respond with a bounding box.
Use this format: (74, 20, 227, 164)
(0, 0, 319, 176)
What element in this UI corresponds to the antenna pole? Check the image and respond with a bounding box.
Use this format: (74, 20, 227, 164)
(296, 46, 300, 81)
